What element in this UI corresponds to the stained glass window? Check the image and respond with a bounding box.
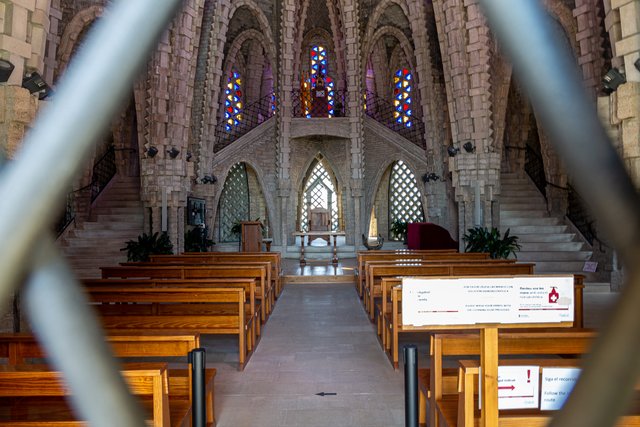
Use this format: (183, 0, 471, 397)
(300, 160, 339, 232)
(389, 160, 424, 240)
(305, 45, 335, 117)
(225, 71, 243, 131)
(393, 68, 412, 128)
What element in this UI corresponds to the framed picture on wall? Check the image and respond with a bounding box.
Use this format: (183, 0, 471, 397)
(187, 197, 205, 226)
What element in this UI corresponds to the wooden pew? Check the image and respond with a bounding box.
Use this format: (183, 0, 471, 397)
(356, 251, 488, 297)
(123, 260, 275, 311)
(363, 260, 520, 319)
(100, 264, 272, 323)
(86, 286, 254, 371)
(84, 278, 261, 339)
(0, 362, 185, 427)
(156, 252, 284, 297)
(0, 331, 216, 426)
(423, 331, 596, 427)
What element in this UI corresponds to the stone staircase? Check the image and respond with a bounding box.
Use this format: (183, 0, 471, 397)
(57, 176, 144, 279)
(500, 173, 606, 291)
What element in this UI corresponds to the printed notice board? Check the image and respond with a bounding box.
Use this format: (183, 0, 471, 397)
(402, 276, 574, 326)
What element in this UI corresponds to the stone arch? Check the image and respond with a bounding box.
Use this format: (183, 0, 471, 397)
(299, 28, 336, 83)
(295, 152, 344, 233)
(56, 5, 104, 77)
(362, 0, 411, 63)
(368, 156, 426, 240)
(195, 0, 276, 175)
(525, 1, 580, 214)
(543, 0, 579, 54)
(326, 0, 347, 92)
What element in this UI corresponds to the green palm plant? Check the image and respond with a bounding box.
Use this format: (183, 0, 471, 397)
(121, 232, 173, 262)
(462, 226, 521, 259)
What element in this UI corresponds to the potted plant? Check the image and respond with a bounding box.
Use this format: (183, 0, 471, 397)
(184, 226, 215, 252)
(121, 231, 173, 262)
(390, 220, 408, 243)
(462, 226, 521, 259)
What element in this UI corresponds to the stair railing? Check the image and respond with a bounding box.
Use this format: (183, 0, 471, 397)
(0, 1, 182, 425)
(90, 145, 116, 202)
(363, 90, 426, 149)
(524, 144, 547, 198)
(214, 92, 276, 152)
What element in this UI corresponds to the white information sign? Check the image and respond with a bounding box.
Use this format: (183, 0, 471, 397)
(402, 276, 574, 326)
(479, 366, 540, 410)
(540, 368, 581, 410)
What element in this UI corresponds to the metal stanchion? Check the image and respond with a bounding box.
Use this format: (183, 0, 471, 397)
(404, 345, 418, 427)
(189, 348, 207, 427)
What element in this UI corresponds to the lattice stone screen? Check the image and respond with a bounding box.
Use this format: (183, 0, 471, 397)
(300, 160, 339, 232)
(218, 163, 249, 242)
(389, 160, 425, 240)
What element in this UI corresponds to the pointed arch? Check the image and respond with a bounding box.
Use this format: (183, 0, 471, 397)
(56, 5, 105, 77)
(297, 154, 343, 233)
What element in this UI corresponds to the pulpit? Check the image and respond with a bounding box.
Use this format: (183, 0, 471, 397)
(241, 221, 263, 252)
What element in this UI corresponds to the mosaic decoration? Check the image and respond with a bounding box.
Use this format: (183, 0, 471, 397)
(393, 68, 412, 128)
(389, 160, 425, 240)
(225, 71, 243, 131)
(218, 163, 249, 242)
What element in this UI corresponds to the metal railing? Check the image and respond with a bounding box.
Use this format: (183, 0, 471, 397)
(567, 183, 596, 245)
(55, 190, 76, 236)
(363, 90, 426, 149)
(214, 92, 276, 152)
(91, 145, 116, 201)
(0, 1, 183, 425)
(291, 88, 349, 118)
(525, 144, 547, 198)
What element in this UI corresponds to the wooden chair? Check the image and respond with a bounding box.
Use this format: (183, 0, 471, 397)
(308, 206, 331, 243)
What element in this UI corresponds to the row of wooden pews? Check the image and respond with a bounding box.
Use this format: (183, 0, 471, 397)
(356, 249, 585, 369)
(355, 249, 614, 426)
(0, 251, 282, 426)
(0, 331, 213, 426)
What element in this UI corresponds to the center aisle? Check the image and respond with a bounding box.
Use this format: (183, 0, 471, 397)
(206, 282, 405, 427)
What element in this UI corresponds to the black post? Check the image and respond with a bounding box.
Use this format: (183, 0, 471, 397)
(404, 345, 418, 427)
(189, 348, 206, 427)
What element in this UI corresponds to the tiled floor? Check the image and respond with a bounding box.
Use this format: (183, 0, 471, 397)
(202, 259, 620, 427)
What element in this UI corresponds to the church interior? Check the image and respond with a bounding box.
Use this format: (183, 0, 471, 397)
(0, 0, 639, 425)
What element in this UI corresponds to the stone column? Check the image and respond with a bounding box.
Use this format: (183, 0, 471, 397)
(277, 0, 296, 247)
(343, 0, 364, 244)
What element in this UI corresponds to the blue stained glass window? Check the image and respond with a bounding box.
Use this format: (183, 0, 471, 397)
(306, 45, 335, 117)
(393, 68, 412, 128)
(225, 71, 243, 131)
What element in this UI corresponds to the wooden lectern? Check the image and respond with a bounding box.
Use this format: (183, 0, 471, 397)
(241, 221, 263, 252)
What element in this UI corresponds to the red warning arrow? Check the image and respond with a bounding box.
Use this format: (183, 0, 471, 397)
(498, 385, 516, 391)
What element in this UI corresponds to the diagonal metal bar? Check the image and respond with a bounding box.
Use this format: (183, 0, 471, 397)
(479, 1, 640, 426)
(0, 0, 182, 308)
(24, 236, 146, 426)
(0, 0, 182, 425)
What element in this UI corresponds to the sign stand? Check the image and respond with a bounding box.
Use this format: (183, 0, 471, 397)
(481, 327, 499, 427)
(401, 275, 575, 427)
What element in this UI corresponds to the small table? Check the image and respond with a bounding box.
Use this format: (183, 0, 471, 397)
(292, 231, 346, 265)
(263, 238, 273, 252)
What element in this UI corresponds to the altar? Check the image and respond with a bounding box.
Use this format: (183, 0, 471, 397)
(292, 230, 346, 265)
